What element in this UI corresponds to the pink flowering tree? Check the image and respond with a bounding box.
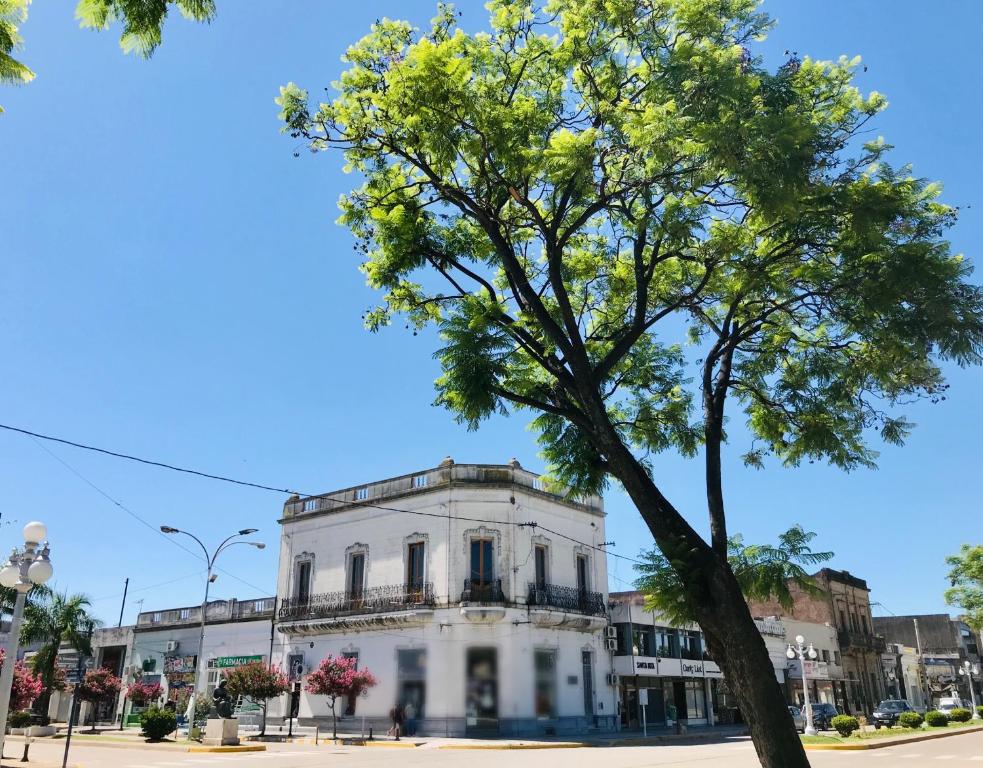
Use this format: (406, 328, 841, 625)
(126, 679, 163, 706)
(305, 655, 377, 738)
(0, 649, 45, 713)
(223, 663, 289, 736)
(75, 667, 123, 729)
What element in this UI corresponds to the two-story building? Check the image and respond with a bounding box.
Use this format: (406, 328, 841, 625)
(269, 458, 617, 737)
(129, 596, 275, 720)
(749, 569, 886, 715)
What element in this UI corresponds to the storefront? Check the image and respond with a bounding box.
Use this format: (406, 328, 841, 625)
(616, 656, 723, 728)
(787, 659, 840, 707)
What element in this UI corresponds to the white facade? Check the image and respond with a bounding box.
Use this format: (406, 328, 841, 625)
(127, 597, 275, 721)
(270, 459, 617, 736)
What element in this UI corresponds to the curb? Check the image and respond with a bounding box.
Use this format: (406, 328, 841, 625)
(187, 745, 267, 753)
(804, 724, 983, 751)
(437, 742, 589, 750)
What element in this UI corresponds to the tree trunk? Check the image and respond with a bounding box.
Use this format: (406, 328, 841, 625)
(696, 558, 809, 768)
(600, 440, 811, 768)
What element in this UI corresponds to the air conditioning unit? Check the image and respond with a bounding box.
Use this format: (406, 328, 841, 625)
(605, 626, 617, 639)
(606, 673, 619, 686)
(165, 640, 179, 653)
(605, 638, 617, 651)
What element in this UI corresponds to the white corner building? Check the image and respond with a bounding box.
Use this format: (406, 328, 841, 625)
(270, 458, 618, 736)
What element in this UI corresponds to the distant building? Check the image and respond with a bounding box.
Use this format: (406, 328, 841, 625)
(269, 459, 617, 737)
(873, 614, 982, 708)
(748, 569, 886, 714)
(127, 596, 275, 724)
(608, 592, 725, 728)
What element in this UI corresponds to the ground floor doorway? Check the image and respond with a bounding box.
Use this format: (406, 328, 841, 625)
(466, 647, 498, 735)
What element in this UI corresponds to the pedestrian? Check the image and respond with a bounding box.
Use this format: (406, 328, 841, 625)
(404, 701, 416, 737)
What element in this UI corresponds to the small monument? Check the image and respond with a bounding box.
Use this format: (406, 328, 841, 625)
(202, 678, 239, 746)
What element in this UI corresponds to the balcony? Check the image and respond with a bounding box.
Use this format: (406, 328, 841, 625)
(838, 629, 887, 653)
(527, 583, 606, 616)
(461, 578, 505, 605)
(277, 583, 435, 635)
(460, 579, 507, 624)
(526, 582, 608, 632)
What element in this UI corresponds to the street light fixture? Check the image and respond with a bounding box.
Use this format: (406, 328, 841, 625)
(158, 525, 264, 736)
(958, 661, 980, 720)
(0, 522, 54, 759)
(787, 634, 819, 736)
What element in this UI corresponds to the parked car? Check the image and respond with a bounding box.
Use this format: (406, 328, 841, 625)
(788, 706, 805, 733)
(872, 699, 914, 728)
(808, 702, 840, 730)
(937, 697, 967, 715)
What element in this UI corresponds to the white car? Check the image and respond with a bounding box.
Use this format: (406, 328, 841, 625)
(937, 697, 967, 715)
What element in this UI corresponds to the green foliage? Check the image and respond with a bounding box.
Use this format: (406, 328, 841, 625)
(193, 693, 211, 728)
(0, 0, 34, 112)
(831, 714, 859, 737)
(977, 705, 983, 720)
(898, 710, 923, 728)
(944, 545, 983, 632)
(22, 591, 100, 716)
(140, 706, 177, 742)
(635, 525, 831, 624)
(7, 710, 32, 728)
(925, 710, 948, 727)
(75, 0, 215, 57)
(280, 0, 983, 497)
(1, 0, 213, 112)
(947, 707, 971, 723)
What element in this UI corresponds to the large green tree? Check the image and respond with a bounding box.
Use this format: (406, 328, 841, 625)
(277, 1, 983, 765)
(21, 590, 99, 722)
(945, 545, 983, 632)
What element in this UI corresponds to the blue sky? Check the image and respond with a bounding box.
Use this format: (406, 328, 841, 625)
(1, 0, 980, 626)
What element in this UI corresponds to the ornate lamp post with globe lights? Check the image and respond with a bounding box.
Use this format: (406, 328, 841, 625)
(787, 634, 819, 735)
(958, 661, 980, 719)
(0, 522, 54, 758)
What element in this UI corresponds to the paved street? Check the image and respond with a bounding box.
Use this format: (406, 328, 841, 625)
(8, 732, 983, 768)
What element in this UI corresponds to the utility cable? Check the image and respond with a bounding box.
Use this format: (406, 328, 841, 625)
(28, 436, 272, 595)
(5, 421, 646, 567)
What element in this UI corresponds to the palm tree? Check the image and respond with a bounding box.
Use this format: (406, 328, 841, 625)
(21, 591, 100, 722)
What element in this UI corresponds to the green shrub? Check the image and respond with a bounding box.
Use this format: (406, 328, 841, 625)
(925, 710, 948, 727)
(898, 711, 923, 729)
(831, 714, 859, 737)
(977, 705, 983, 720)
(948, 707, 972, 722)
(140, 706, 177, 742)
(7, 710, 32, 728)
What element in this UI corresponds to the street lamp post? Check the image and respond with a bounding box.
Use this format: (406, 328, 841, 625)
(159, 526, 264, 737)
(958, 661, 980, 719)
(787, 634, 819, 736)
(0, 522, 54, 759)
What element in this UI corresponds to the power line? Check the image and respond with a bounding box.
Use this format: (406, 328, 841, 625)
(27, 436, 273, 595)
(6, 422, 646, 568)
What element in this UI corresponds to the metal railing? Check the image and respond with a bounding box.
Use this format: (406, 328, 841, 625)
(526, 582, 606, 616)
(461, 578, 505, 604)
(278, 583, 435, 622)
(838, 629, 887, 653)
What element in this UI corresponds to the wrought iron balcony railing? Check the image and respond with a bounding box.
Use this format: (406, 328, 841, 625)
(837, 628, 887, 653)
(461, 578, 505, 604)
(527, 582, 606, 616)
(278, 582, 435, 622)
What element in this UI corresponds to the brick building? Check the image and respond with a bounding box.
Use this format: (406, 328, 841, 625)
(747, 568, 885, 715)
